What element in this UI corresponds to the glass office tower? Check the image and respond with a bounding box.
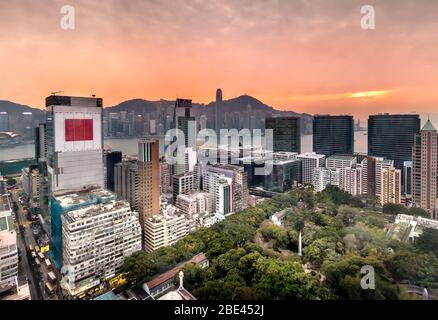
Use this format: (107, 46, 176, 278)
(313, 115, 354, 157)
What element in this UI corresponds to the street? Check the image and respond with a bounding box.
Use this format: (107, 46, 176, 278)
(10, 187, 49, 300)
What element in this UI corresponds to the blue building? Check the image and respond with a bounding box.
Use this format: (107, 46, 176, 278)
(49, 187, 116, 270)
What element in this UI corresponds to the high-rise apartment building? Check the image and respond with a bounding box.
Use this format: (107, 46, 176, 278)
(45, 95, 104, 192)
(175, 192, 212, 218)
(313, 115, 354, 157)
(143, 214, 190, 253)
(114, 160, 138, 209)
(0, 194, 18, 291)
(312, 168, 341, 192)
(326, 155, 357, 189)
(160, 161, 172, 193)
(215, 177, 233, 215)
(412, 120, 438, 218)
(202, 164, 249, 211)
(265, 117, 301, 153)
(50, 187, 118, 270)
(297, 152, 326, 185)
(172, 173, 194, 203)
(344, 165, 363, 196)
(137, 139, 160, 248)
(60, 194, 141, 296)
(381, 167, 401, 205)
(35, 123, 47, 161)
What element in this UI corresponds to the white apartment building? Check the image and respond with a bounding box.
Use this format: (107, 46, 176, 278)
(344, 165, 363, 196)
(326, 155, 357, 189)
(215, 177, 233, 215)
(313, 167, 341, 192)
(175, 192, 212, 218)
(143, 214, 190, 253)
(61, 198, 142, 296)
(0, 195, 18, 291)
(297, 152, 326, 185)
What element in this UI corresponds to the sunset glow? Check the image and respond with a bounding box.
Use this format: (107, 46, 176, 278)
(1, 0, 438, 120)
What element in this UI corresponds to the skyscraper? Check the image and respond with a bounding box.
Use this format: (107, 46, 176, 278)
(137, 139, 160, 249)
(368, 114, 420, 170)
(313, 115, 354, 157)
(174, 99, 196, 175)
(412, 120, 437, 218)
(174, 98, 195, 146)
(265, 117, 301, 153)
(105, 151, 122, 192)
(45, 95, 104, 192)
(216, 88, 222, 132)
(35, 123, 47, 161)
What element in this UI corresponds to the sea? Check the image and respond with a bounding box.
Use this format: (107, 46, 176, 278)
(0, 132, 368, 162)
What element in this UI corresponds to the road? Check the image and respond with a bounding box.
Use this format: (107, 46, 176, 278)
(10, 188, 48, 300)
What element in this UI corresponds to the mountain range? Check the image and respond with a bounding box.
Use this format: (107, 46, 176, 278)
(0, 95, 313, 135)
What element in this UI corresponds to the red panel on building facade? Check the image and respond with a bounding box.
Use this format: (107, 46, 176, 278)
(65, 119, 93, 141)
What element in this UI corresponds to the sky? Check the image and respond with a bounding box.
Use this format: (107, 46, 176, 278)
(1, 0, 438, 120)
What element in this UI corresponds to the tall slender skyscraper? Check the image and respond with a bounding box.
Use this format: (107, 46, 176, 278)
(313, 115, 354, 157)
(137, 139, 160, 249)
(265, 117, 301, 153)
(174, 98, 196, 175)
(45, 95, 104, 192)
(216, 88, 222, 132)
(174, 98, 194, 145)
(412, 120, 437, 218)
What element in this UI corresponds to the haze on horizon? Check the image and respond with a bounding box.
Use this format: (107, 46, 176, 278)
(1, 0, 438, 120)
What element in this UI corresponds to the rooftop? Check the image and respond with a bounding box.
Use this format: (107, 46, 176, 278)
(146, 253, 208, 290)
(63, 199, 132, 224)
(327, 155, 356, 161)
(53, 186, 116, 209)
(297, 152, 326, 159)
(422, 119, 436, 132)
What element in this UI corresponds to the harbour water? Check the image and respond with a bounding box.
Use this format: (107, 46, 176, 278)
(0, 132, 368, 161)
